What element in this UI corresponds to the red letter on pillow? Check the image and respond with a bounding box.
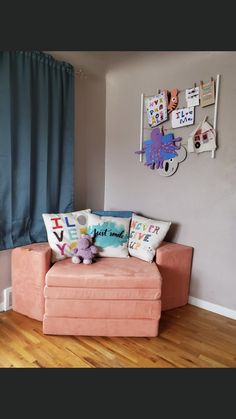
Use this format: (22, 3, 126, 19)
(51, 217, 63, 229)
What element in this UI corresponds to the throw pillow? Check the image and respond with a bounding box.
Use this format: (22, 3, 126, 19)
(128, 214, 171, 263)
(42, 209, 91, 262)
(92, 210, 133, 218)
(87, 213, 131, 258)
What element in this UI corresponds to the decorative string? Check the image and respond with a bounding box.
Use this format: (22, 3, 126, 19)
(143, 84, 201, 98)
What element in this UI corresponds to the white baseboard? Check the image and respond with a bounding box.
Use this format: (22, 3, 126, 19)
(188, 296, 236, 320)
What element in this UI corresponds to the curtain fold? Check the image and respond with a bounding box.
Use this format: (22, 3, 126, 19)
(0, 51, 74, 250)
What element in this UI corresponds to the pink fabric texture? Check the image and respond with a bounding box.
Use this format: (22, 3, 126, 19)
(45, 299, 161, 319)
(11, 240, 193, 336)
(156, 241, 193, 311)
(46, 257, 162, 289)
(12, 243, 51, 321)
(44, 286, 161, 300)
(44, 255, 162, 336)
(43, 316, 159, 337)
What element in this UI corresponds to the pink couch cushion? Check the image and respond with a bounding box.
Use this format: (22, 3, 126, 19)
(44, 286, 160, 300)
(156, 241, 193, 310)
(12, 242, 51, 321)
(43, 316, 159, 337)
(45, 299, 161, 319)
(46, 257, 162, 290)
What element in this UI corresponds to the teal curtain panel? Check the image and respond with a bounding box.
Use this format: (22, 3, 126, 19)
(0, 51, 74, 250)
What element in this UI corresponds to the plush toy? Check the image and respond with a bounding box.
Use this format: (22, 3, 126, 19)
(71, 234, 97, 265)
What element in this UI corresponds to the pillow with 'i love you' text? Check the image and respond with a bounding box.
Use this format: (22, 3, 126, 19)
(128, 214, 171, 263)
(42, 209, 91, 262)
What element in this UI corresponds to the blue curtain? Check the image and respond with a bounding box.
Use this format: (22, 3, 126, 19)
(0, 51, 74, 250)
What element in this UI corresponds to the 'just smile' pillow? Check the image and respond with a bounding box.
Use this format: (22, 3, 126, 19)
(87, 213, 131, 258)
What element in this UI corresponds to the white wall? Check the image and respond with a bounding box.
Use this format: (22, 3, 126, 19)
(0, 250, 12, 308)
(104, 51, 236, 311)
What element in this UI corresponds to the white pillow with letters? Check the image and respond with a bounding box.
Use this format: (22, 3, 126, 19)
(42, 209, 91, 262)
(128, 214, 171, 263)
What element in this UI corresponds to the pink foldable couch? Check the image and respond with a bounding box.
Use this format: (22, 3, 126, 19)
(11, 241, 193, 337)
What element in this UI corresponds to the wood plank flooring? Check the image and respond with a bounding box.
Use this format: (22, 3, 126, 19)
(0, 304, 235, 368)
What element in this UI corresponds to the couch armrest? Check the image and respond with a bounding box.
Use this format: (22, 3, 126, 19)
(155, 241, 193, 311)
(12, 242, 52, 321)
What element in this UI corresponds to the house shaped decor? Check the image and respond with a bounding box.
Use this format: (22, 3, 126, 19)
(187, 118, 216, 154)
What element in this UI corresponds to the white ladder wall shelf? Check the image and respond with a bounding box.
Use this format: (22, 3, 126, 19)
(139, 75, 221, 162)
(212, 74, 221, 158)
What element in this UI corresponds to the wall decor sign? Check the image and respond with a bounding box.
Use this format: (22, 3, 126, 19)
(145, 91, 168, 128)
(185, 87, 199, 107)
(200, 79, 215, 107)
(187, 118, 216, 154)
(171, 106, 194, 128)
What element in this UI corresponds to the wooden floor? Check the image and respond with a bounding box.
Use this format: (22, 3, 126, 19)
(0, 305, 235, 368)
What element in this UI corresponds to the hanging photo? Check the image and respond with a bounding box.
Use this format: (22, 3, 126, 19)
(171, 106, 194, 128)
(200, 79, 215, 107)
(187, 118, 216, 154)
(185, 87, 199, 107)
(145, 91, 168, 128)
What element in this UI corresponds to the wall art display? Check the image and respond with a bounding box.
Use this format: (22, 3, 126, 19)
(185, 87, 199, 107)
(187, 118, 216, 154)
(171, 106, 194, 128)
(145, 91, 168, 128)
(200, 79, 215, 107)
(166, 88, 179, 113)
(138, 74, 220, 166)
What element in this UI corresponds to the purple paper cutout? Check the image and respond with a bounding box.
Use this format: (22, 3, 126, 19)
(136, 128, 182, 169)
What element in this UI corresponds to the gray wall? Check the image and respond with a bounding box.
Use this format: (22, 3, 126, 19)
(75, 74, 106, 210)
(105, 51, 236, 310)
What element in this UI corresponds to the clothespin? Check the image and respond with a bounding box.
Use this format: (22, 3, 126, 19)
(194, 82, 196, 88)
